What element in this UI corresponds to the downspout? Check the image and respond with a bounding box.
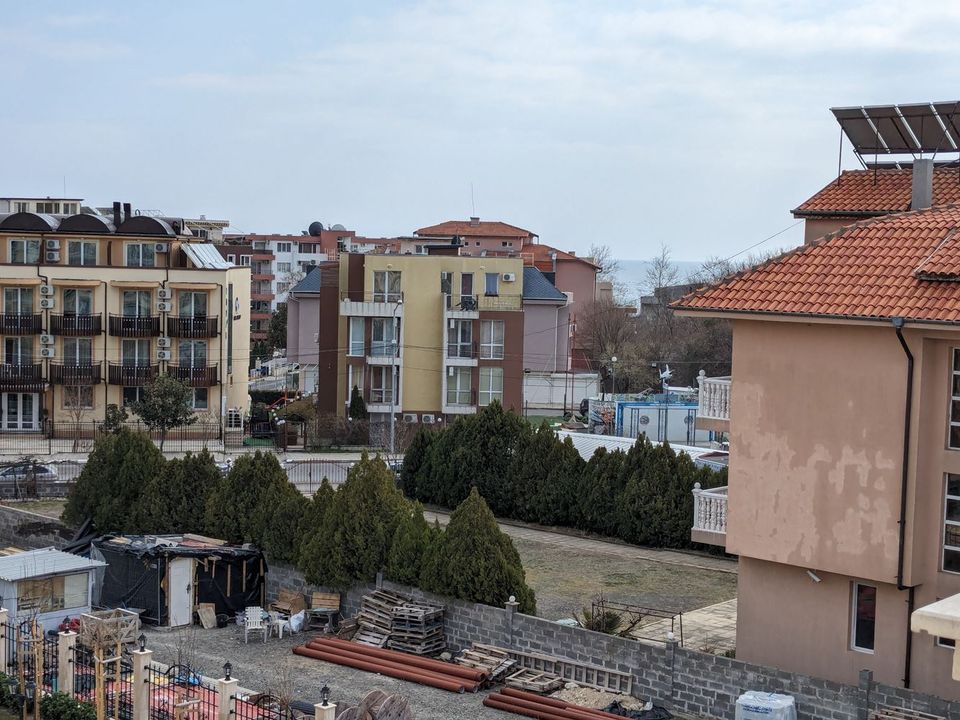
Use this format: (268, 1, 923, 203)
(892, 316, 914, 688)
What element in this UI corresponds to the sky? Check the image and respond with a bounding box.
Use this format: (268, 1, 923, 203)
(2, 1, 959, 261)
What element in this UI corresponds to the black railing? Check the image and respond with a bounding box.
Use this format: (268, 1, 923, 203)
(107, 363, 159, 386)
(108, 314, 160, 337)
(50, 313, 103, 336)
(166, 315, 219, 338)
(49, 362, 102, 385)
(168, 364, 219, 387)
(0, 363, 43, 390)
(0, 313, 42, 334)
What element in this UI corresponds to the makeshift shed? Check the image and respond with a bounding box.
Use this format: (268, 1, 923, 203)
(91, 534, 265, 627)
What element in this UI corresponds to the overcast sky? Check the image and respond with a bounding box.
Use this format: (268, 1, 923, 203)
(2, 1, 957, 260)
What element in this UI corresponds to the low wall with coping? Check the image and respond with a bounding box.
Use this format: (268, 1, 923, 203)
(268, 562, 960, 720)
(0, 503, 72, 549)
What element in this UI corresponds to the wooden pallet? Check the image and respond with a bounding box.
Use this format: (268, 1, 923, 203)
(505, 668, 564, 693)
(870, 708, 946, 720)
(353, 628, 389, 647)
(476, 644, 632, 695)
(455, 646, 516, 682)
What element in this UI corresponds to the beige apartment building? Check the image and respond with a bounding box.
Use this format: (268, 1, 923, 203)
(0, 204, 250, 433)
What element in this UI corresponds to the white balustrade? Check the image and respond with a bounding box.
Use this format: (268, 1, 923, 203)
(692, 483, 728, 535)
(697, 372, 731, 421)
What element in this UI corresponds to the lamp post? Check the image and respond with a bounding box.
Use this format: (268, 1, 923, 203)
(389, 297, 403, 456)
(610, 356, 618, 399)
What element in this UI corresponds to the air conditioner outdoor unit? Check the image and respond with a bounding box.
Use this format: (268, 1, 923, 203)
(39, 285, 54, 296)
(157, 301, 172, 312)
(421, 414, 436, 424)
(46, 239, 60, 251)
(40, 335, 55, 346)
(157, 337, 171, 348)
(502, 272, 516, 282)
(154, 243, 169, 253)
(40, 298, 55, 309)
(157, 288, 172, 300)
(157, 350, 172, 361)
(40, 347, 55, 358)
(45, 251, 60, 263)
(402, 413, 419, 424)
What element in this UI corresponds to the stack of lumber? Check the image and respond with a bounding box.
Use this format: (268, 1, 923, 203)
(455, 645, 516, 683)
(388, 602, 445, 655)
(505, 668, 564, 693)
(355, 589, 409, 647)
(484, 688, 630, 720)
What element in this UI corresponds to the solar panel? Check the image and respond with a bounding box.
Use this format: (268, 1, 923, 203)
(831, 102, 960, 155)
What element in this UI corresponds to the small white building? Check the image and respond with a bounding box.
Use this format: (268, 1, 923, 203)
(0, 548, 105, 631)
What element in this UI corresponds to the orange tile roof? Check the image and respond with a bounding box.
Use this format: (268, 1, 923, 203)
(416, 220, 537, 238)
(522, 242, 600, 271)
(793, 167, 960, 217)
(675, 206, 960, 323)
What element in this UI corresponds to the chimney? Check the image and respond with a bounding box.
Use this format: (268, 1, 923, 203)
(469, 216, 480, 226)
(112, 201, 121, 227)
(912, 158, 933, 210)
(122, 202, 132, 222)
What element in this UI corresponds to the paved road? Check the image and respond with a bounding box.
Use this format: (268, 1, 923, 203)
(423, 510, 737, 575)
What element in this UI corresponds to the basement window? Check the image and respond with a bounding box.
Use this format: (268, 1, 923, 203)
(943, 473, 960, 573)
(850, 583, 877, 653)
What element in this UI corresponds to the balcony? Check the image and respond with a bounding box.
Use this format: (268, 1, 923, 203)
(50, 314, 103, 336)
(696, 373, 731, 431)
(166, 316, 219, 338)
(445, 341, 478, 366)
(691, 483, 727, 547)
(340, 292, 404, 319)
(169, 364, 219, 387)
(49, 363, 102, 385)
(109, 315, 161, 338)
(367, 341, 400, 366)
(108, 363, 159, 386)
(443, 389, 477, 415)
(0, 363, 43, 391)
(366, 388, 399, 414)
(0, 314, 42, 335)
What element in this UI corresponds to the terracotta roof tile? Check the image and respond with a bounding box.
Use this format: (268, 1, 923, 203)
(793, 167, 960, 217)
(674, 206, 960, 323)
(415, 220, 537, 238)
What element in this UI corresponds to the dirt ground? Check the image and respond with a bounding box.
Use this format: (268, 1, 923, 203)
(7, 498, 66, 518)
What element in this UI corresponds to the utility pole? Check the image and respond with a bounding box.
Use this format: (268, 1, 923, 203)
(389, 298, 403, 456)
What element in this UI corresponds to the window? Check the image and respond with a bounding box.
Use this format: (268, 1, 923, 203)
(277, 282, 290, 294)
(346, 365, 364, 406)
(35, 201, 60, 214)
(68, 241, 97, 266)
(227, 254, 236, 264)
(415, 245, 424, 254)
(277, 262, 292, 273)
(121, 338, 150, 365)
(240, 255, 251, 266)
(447, 367, 472, 405)
(479, 367, 504, 405)
(13, 202, 28, 213)
(938, 637, 956, 648)
(10, 239, 40, 264)
(192, 388, 209, 410)
(447, 320, 473, 358)
(4, 337, 32, 365)
(125, 243, 156, 268)
(373, 271, 402, 302)
(851, 583, 877, 653)
(460, 273, 474, 301)
(4, 287, 34, 314)
(370, 366, 395, 403)
(485, 272, 499, 296)
(348, 317, 365, 356)
(300, 243, 318, 254)
(371, 318, 398, 357)
(276, 242, 292, 253)
(179, 340, 208, 367)
(943, 473, 960, 573)
(193, 228, 209, 239)
(122, 386, 145, 405)
(480, 320, 505, 359)
(951, 349, 960, 449)
(63, 288, 93, 315)
(63, 203, 77, 214)
(63, 338, 92, 365)
(122, 291, 151, 317)
(178, 291, 207, 318)
(64, 386, 94, 409)
(17, 573, 88, 612)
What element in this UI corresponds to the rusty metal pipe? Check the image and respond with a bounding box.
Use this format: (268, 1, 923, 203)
(292, 645, 468, 693)
(499, 688, 625, 719)
(483, 695, 576, 720)
(307, 637, 487, 682)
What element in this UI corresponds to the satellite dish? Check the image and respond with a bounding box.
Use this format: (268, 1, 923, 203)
(307, 221, 324, 236)
(331, 223, 346, 231)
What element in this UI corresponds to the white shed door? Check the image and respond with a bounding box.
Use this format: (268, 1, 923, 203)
(168, 558, 194, 627)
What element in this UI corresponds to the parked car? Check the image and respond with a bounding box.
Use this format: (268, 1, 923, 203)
(0, 462, 59, 483)
(0, 462, 62, 498)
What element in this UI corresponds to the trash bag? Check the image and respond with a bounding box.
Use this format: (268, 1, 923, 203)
(289, 610, 306, 633)
(603, 701, 673, 720)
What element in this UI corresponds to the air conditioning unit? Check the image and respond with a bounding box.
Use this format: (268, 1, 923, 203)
(421, 414, 436, 425)
(40, 347, 55, 359)
(157, 350, 172, 361)
(39, 285, 54, 297)
(157, 288, 172, 300)
(154, 243, 169, 253)
(46, 239, 61, 251)
(157, 337, 171, 348)
(502, 272, 516, 282)
(45, 251, 60, 263)
(39, 298, 55, 309)
(40, 335, 55, 346)
(402, 413, 419, 424)
(157, 301, 172, 312)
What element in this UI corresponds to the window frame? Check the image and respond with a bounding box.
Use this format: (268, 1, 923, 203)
(4, 287, 34, 314)
(446, 367, 472, 405)
(371, 318, 398, 357)
(63, 337, 92, 365)
(64, 385, 94, 410)
(447, 320, 473, 358)
(63, 288, 93, 316)
(480, 320, 505, 359)
(9, 239, 41, 264)
(348, 317, 365, 356)
(17, 572, 88, 613)
(943, 473, 960, 574)
(122, 386, 146, 406)
(68, 240, 97, 266)
(192, 387, 209, 410)
(850, 582, 877, 654)
(276, 242, 292, 253)
(125, 242, 156, 268)
(479, 366, 504, 405)
(370, 366, 395, 404)
(372, 270, 402, 303)
(121, 290, 151, 317)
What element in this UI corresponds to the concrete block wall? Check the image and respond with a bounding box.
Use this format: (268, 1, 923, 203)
(0, 504, 72, 549)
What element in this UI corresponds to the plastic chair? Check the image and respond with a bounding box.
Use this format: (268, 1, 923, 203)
(244, 606, 267, 644)
(269, 611, 290, 639)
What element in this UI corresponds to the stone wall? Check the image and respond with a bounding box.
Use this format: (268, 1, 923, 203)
(267, 562, 960, 720)
(0, 504, 72, 549)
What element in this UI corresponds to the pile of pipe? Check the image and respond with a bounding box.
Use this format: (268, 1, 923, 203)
(292, 636, 484, 693)
(484, 688, 632, 720)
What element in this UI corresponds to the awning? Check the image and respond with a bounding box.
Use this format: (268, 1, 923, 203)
(912, 593, 960, 679)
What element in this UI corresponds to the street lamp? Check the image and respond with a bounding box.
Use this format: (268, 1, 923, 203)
(609, 356, 618, 399)
(320, 685, 330, 707)
(389, 297, 403, 456)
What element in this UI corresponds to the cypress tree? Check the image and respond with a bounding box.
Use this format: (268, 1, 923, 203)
(399, 428, 433, 498)
(204, 451, 285, 544)
(262, 484, 310, 564)
(298, 480, 337, 576)
(132, 450, 220, 534)
(384, 502, 431, 585)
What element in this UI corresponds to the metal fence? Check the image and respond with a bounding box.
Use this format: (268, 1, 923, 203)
(282, 459, 356, 494)
(0, 421, 224, 456)
(148, 663, 218, 720)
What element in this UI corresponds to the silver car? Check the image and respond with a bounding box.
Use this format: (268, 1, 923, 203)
(0, 463, 61, 497)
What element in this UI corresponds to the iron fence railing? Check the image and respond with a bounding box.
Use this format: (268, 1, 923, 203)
(50, 313, 103, 336)
(108, 315, 161, 338)
(166, 316, 219, 338)
(0, 422, 223, 457)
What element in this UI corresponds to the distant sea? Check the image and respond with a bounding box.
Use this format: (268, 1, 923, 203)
(613, 259, 705, 296)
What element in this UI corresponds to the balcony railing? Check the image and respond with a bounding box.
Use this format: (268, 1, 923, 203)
(169, 364, 219, 387)
(340, 292, 405, 318)
(107, 362, 159, 386)
(166, 316, 219, 338)
(0, 363, 43, 390)
(442, 293, 522, 312)
(697, 374, 731, 421)
(49, 362, 102, 385)
(50, 313, 103, 336)
(446, 341, 477, 359)
(369, 341, 399, 358)
(108, 315, 161, 338)
(0, 314, 42, 335)
(692, 483, 727, 545)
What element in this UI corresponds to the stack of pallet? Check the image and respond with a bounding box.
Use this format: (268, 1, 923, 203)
(388, 603, 445, 655)
(455, 644, 516, 683)
(355, 589, 409, 646)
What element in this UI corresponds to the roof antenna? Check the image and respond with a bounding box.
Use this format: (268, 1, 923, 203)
(471, 182, 476, 216)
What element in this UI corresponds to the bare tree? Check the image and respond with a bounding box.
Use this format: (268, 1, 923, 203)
(588, 243, 629, 302)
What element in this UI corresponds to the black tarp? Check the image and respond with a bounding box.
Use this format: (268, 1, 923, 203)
(93, 537, 265, 626)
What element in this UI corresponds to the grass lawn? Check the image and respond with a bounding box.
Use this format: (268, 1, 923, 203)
(8, 498, 67, 519)
(513, 536, 738, 621)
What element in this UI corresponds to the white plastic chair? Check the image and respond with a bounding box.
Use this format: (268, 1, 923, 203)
(244, 606, 267, 644)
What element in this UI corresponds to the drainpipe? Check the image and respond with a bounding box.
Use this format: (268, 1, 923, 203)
(892, 316, 915, 688)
